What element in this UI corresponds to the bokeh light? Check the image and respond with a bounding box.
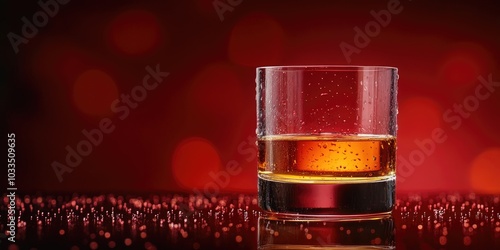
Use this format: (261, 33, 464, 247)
(7, 244, 19, 250)
(124, 238, 132, 246)
(438, 42, 495, 86)
(470, 147, 500, 193)
(72, 69, 119, 116)
(441, 56, 480, 86)
(228, 12, 285, 66)
(397, 97, 446, 191)
(398, 97, 443, 140)
(89, 241, 98, 250)
(7, 0, 500, 193)
(189, 63, 244, 117)
(172, 137, 222, 189)
(31, 37, 91, 85)
(107, 10, 162, 55)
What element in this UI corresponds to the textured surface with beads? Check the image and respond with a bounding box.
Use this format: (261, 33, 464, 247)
(1, 193, 499, 249)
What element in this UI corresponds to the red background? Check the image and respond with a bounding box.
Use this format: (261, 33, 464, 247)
(5, 0, 500, 194)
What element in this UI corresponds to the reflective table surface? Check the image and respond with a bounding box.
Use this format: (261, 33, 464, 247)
(1, 192, 499, 249)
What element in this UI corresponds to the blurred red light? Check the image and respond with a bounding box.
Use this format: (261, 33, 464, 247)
(72, 69, 118, 116)
(470, 147, 500, 193)
(438, 42, 495, 86)
(107, 10, 162, 55)
(228, 12, 285, 66)
(441, 56, 480, 86)
(399, 97, 443, 141)
(172, 137, 222, 190)
(189, 63, 244, 117)
(31, 37, 91, 85)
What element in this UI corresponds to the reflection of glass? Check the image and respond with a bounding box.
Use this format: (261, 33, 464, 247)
(258, 212, 395, 249)
(256, 66, 398, 215)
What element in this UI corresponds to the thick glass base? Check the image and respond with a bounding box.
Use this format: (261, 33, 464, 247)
(258, 177, 395, 215)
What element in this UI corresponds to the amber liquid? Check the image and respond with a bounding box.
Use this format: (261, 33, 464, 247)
(258, 134, 396, 215)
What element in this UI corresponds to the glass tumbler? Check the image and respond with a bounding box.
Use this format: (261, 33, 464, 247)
(256, 65, 398, 215)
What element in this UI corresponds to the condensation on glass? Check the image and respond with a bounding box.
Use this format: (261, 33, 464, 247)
(256, 65, 398, 215)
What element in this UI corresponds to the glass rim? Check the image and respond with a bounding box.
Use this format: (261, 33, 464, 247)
(256, 65, 397, 71)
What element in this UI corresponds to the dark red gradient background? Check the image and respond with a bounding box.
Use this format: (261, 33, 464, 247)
(5, 0, 500, 194)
